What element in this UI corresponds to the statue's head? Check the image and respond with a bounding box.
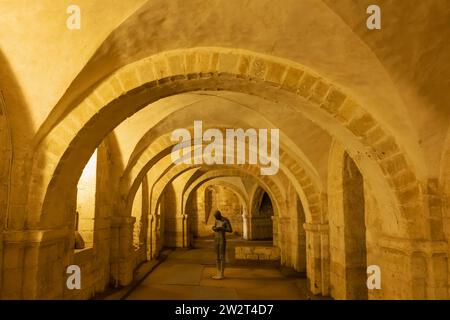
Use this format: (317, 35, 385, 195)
(214, 210, 222, 220)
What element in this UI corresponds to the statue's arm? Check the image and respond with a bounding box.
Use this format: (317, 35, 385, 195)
(225, 219, 233, 233)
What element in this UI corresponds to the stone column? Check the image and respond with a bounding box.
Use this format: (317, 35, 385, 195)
(146, 214, 154, 260)
(110, 216, 135, 287)
(174, 215, 185, 248)
(423, 179, 449, 299)
(93, 216, 111, 292)
(321, 228, 330, 296)
(278, 216, 291, 266)
(1, 229, 70, 299)
(304, 222, 329, 296)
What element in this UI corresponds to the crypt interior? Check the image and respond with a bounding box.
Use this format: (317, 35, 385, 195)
(0, 0, 449, 300)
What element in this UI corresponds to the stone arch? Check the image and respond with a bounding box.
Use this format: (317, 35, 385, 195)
(122, 97, 322, 190)
(123, 136, 286, 212)
(133, 154, 285, 251)
(150, 163, 285, 221)
(121, 131, 321, 225)
(124, 150, 326, 270)
(125, 138, 326, 236)
(144, 159, 325, 288)
(199, 180, 249, 215)
(28, 48, 423, 241)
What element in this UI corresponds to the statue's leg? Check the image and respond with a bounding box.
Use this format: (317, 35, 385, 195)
(219, 260, 225, 277)
(212, 241, 225, 280)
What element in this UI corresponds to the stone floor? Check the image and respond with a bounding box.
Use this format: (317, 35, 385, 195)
(125, 239, 326, 300)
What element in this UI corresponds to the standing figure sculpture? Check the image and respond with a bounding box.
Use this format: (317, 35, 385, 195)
(211, 210, 233, 279)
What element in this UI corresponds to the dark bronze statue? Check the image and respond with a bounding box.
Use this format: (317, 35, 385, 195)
(211, 210, 232, 279)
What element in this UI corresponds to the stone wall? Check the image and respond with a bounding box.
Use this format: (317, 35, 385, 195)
(189, 189, 213, 237)
(249, 217, 273, 240)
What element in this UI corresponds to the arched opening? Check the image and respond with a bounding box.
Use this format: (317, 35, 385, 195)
(32, 48, 414, 239)
(75, 149, 97, 249)
(250, 187, 274, 241)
